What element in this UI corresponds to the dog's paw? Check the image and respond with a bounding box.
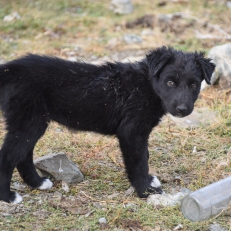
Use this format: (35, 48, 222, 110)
(11, 192, 23, 204)
(38, 178, 53, 190)
(150, 175, 163, 194)
(136, 175, 163, 198)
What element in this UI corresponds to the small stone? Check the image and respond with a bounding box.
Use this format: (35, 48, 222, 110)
(3, 12, 21, 22)
(173, 176, 181, 184)
(99, 217, 107, 224)
(92, 202, 103, 209)
(209, 223, 227, 231)
(227, 1, 231, 8)
(110, 0, 133, 14)
(147, 192, 188, 207)
(125, 186, 135, 196)
(34, 152, 84, 184)
(123, 34, 142, 44)
(124, 203, 138, 211)
(53, 191, 63, 200)
(141, 29, 154, 36)
(62, 181, 70, 192)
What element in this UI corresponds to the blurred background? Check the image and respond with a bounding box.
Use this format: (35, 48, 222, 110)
(1, 0, 230, 61)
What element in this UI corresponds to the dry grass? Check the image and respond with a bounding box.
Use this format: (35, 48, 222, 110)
(1, 0, 231, 230)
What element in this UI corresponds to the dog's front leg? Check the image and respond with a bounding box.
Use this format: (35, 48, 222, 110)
(118, 131, 162, 198)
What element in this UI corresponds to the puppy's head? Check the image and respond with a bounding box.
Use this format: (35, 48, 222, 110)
(146, 47, 215, 117)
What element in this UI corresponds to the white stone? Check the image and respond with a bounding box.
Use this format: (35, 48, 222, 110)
(123, 34, 142, 44)
(147, 192, 187, 207)
(99, 217, 107, 224)
(111, 0, 133, 14)
(3, 12, 21, 22)
(209, 223, 227, 231)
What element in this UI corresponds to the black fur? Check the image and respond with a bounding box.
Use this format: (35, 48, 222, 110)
(0, 47, 215, 203)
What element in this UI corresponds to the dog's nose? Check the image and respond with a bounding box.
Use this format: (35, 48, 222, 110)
(176, 105, 187, 113)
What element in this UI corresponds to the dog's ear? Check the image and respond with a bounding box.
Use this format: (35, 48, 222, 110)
(146, 47, 174, 77)
(195, 52, 216, 85)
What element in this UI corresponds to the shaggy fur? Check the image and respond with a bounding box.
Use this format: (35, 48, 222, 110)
(0, 47, 215, 203)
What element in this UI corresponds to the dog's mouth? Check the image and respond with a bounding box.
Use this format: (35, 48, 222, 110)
(175, 113, 185, 118)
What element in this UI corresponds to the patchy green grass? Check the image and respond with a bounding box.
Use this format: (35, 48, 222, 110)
(1, 0, 231, 230)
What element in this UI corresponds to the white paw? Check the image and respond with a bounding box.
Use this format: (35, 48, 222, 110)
(11, 192, 23, 204)
(150, 176, 161, 188)
(38, 179, 53, 190)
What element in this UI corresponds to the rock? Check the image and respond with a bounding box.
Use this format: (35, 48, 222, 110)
(218, 75, 231, 89)
(3, 12, 21, 22)
(227, 1, 231, 8)
(147, 191, 189, 207)
(141, 29, 154, 36)
(110, 0, 133, 14)
(98, 217, 107, 224)
(124, 203, 138, 212)
(209, 223, 227, 231)
(201, 43, 231, 90)
(34, 153, 84, 184)
(62, 181, 70, 192)
(123, 34, 142, 44)
(168, 108, 218, 128)
(125, 186, 135, 196)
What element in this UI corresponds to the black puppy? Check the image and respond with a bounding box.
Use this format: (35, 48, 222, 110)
(0, 47, 215, 204)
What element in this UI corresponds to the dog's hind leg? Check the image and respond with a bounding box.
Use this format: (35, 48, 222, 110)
(0, 119, 50, 203)
(17, 149, 53, 190)
(0, 97, 51, 203)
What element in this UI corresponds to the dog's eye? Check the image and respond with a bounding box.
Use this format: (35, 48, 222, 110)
(167, 81, 175, 87)
(191, 83, 197, 90)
